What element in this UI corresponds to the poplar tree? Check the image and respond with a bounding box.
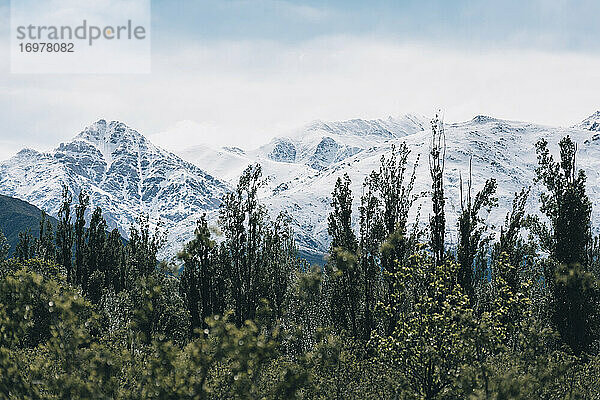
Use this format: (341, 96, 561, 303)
(327, 174, 361, 337)
(456, 159, 497, 303)
(85, 207, 108, 302)
(220, 164, 267, 326)
(55, 185, 73, 281)
(429, 113, 446, 267)
(36, 211, 54, 262)
(74, 190, 89, 286)
(179, 214, 221, 334)
(534, 136, 599, 355)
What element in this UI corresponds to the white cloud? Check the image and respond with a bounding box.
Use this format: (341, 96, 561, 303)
(1, 36, 599, 157)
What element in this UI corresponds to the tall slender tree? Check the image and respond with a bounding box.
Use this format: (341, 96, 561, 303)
(534, 136, 591, 265)
(55, 185, 73, 281)
(327, 174, 361, 337)
(73, 190, 89, 286)
(359, 171, 384, 340)
(37, 211, 54, 262)
(179, 214, 222, 334)
(220, 164, 267, 326)
(456, 158, 497, 303)
(429, 113, 446, 267)
(85, 206, 108, 297)
(104, 228, 125, 292)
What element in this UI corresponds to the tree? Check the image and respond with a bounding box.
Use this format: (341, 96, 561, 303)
(492, 188, 536, 292)
(179, 214, 224, 335)
(74, 190, 89, 287)
(359, 171, 384, 340)
(219, 164, 268, 326)
(262, 213, 296, 322)
(376, 250, 474, 399)
(126, 214, 166, 283)
(84, 206, 108, 301)
(327, 174, 361, 337)
(130, 271, 190, 345)
(15, 230, 34, 262)
(104, 228, 125, 292)
(218, 164, 298, 330)
(456, 158, 497, 303)
(328, 174, 358, 253)
(429, 113, 446, 267)
(548, 262, 600, 356)
(0, 230, 9, 261)
(37, 211, 55, 262)
(359, 144, 420, 339)
(534, 136, 599, 355)
(56, 185, 74, 282)
(534, 136, 591, 265)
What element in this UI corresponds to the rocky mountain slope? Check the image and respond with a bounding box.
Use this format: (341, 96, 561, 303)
(0, 194, 58, 254)
(0, 120, 229, 256)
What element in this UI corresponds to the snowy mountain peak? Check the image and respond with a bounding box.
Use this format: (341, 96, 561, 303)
(76, 119, 147, 147)
(470, 115, 498, 124)
(578, 111, 600, 131)
(16, 148, 42, 158)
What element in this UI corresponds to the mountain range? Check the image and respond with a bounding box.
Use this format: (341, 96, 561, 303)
(1, 113, 599, 263)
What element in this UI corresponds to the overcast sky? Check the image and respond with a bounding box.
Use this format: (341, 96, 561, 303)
(1, 0, 600, 159)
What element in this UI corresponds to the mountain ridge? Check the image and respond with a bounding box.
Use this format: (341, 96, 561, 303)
(1, 112, 599, 263)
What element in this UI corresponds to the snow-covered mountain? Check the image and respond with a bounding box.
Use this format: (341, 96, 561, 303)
(2, 113, 599, 264)
(177, 112, 600, 262)
(577, 111, 600, 132)
(0, 120, 230, 256)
